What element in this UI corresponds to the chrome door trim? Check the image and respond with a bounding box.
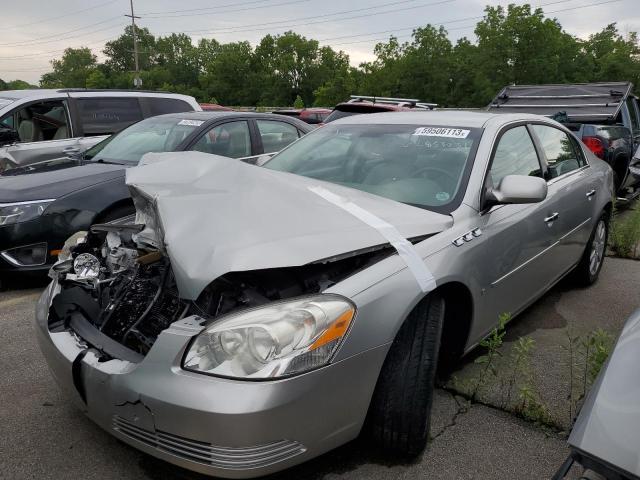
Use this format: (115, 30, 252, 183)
(491, 240, 559, 286)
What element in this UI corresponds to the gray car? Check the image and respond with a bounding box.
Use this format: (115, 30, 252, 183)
(35, 111, 613, 478)
(0, 89, 200, 170)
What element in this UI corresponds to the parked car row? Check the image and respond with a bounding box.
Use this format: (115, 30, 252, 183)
(34, 108, 615, 478)
(0, 110, 311, 281)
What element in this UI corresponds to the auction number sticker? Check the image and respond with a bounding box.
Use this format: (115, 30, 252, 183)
(413, 127, 470, 138)
(178, 119, 204, 126)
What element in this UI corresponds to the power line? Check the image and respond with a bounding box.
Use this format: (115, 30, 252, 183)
(4, 0, 119, 30)
(327, 0, 623, 47)
(141, 0, 286, 16)
(0, 34, 121, 60)
(0, 17, 124, 48)
(142, 0, 309, 18)
(150, 0, 448, 36)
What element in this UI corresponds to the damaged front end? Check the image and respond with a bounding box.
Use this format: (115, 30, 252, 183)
(48, 217, 395, 365)
(48, 222, 187, 362)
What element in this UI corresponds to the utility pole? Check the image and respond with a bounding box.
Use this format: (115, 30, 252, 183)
(125, 0, 142, 88)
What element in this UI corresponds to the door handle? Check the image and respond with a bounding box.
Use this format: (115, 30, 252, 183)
(544, 212, 559, 223)
(586, 189, 596, 198)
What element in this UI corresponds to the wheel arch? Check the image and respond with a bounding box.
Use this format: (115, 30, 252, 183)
(92, 197, 135, 224)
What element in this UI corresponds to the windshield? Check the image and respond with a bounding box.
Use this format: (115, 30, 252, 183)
(324, 109, 360, 123)
(264, 123, 481, 212)
(84, 116, 203, 164)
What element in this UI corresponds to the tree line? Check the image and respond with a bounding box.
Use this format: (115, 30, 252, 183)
(2, 4, 639, 108)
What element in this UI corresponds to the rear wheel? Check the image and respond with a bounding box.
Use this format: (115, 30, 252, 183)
(574, 212, 608, 286)
(366, 293, 445, 457)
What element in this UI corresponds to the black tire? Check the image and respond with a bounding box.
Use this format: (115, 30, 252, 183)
(574, 212, 609, 286)
(366, 293, 445, 457)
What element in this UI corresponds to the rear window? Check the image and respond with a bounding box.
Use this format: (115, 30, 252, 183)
(77, 97, 143, 135)
(145, 98, 194, 116)
(324, 105, 393, 123)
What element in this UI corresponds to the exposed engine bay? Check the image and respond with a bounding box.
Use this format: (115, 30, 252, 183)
(48, 222, 394, 362)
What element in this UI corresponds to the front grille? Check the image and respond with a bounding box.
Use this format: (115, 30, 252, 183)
(112, 415, 306, 470)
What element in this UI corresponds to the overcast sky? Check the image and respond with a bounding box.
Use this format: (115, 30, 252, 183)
(1, 0, 638, 84)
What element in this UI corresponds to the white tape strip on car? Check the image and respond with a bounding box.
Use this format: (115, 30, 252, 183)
(308, 185, 436, 292)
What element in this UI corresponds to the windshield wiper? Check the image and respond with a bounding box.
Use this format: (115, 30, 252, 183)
(95, 158, 126, 165)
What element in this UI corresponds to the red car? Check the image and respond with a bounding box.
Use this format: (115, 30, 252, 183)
(272, 107, 332, 125)
(199, 103, 233, 112)
(324, 96, 437, 123)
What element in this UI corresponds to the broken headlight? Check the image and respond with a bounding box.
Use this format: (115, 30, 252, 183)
(183, 295, 355, 379)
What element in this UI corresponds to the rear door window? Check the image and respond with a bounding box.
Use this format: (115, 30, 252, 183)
(144, 98, 194, 116)
(190, 121, 251, 158)
(77, 97, 143, 136)
(256, 120, 300, 153)
(530, 124, 586, 179)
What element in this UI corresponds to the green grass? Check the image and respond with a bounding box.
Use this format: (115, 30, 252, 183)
(609, 205, 640, 259)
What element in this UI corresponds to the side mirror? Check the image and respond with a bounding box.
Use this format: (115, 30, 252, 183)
(486, 175, 547, 207)
(0, 127, 19, 147)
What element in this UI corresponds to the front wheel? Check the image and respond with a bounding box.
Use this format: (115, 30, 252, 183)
(574, 212, 608, 286)
(365, 293, 445, 457)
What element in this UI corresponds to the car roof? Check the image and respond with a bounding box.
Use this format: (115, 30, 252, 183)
(332, 110, 553, 128)
(0, 89, 194, 100)
(152, 110, 314, 131)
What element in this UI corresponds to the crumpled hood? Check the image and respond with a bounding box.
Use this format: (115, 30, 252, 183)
(126, 151, 452, 300)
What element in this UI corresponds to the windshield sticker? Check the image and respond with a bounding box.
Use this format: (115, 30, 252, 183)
(435, 192, 450, 202)
(413, 127, 470, 138)
(178, 119, 204, 127)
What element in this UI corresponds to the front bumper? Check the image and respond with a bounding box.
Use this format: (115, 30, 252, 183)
(35, 282, 388, 478)
(0, 215, 69, 275)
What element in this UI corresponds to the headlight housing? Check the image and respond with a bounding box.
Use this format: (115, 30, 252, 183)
(183, 295, 355, 379)
(0, 199, 54, 226)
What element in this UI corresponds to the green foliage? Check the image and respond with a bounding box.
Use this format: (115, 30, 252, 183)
(565, 327, 614, 424)
(610, 206, 640, 258)
(471, 312, 510, 399)
(584, 328, 614, 385)
(293, 95, 304, 109)
(6, 79, 37, 90)
(35, 10, 640, 105)
(40, 47, 97, 88)
(0, 78, 7, 90)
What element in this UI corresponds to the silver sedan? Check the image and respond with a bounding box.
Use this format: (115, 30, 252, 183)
(36, 111, 613, 478)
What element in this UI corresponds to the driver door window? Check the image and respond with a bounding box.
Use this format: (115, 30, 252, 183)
(8, 100, 71, 143)
(489, 126, 542, 187)
(190, 121, 251, 158)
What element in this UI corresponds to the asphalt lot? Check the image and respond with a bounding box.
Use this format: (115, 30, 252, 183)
(3, 255, 639, 479)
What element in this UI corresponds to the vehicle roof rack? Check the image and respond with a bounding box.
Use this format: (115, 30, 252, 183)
(348, 95, 437, 109)
(56, 88, 173, 94)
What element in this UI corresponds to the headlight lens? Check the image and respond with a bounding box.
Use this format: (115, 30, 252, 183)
(0, 199, 54, 226)
(183, 295, 355, 379)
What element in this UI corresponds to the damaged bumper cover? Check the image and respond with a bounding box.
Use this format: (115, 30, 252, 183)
(35, 282, 388, 478)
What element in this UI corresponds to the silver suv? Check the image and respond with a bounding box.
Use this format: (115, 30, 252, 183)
(0, 89, 200, 170)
